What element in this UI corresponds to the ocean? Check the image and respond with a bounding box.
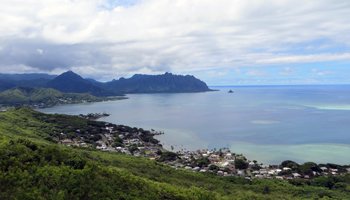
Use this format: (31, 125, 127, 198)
(39, 85, 350, 165)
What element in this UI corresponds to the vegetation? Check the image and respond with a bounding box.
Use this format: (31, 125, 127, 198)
(0, 108, 350, 199)
(0, 87, 119, 108)
(105, 72, 212, 93)
(235, 158, 249, 170)
(157, 151, 179, 162)
(46, 71, 117, 96)
(0, 71, 212, 98)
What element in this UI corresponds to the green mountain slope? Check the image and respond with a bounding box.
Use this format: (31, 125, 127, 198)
(0, 108, 349, 200)
(104, 72, 212, 93)
(46, 71, 117, 96)
(0, 87, 109, 107)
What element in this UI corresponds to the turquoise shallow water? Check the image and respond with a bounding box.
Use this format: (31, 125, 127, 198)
(39, 85, 350, 165)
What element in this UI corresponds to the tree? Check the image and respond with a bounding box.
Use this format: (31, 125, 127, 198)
(281, 160, 299, 170)
(195, 157, 210, 168)
(235, 159, 248, 170)
(157, 151, 178, 162)
(300, 162, 321, 176)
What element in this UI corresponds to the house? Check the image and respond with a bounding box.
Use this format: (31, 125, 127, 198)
(268, 170, 276, 175)
(116, 147, 123, 151)
(292, 173, 301, 178)
(219, 161, 230, 167)
(79, 142, 88, 147)
(330, 168, 338, 172)
(237, 170, 245, 176)
(255, 174, 264, 178)
(283, 167, 291, 171)
(96, 143, 107, 150)
(209, 154, 220, 162)
(320, 167, 328, 171)
(193, 167, 200, 171)
(61, 139, 73, 145)
(225, 153, 234, 160)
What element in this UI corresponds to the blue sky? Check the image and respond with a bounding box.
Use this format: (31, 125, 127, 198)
(200, 62, 350, 86)
(0, 0, 349, 85)
(104, 0, 139, 9)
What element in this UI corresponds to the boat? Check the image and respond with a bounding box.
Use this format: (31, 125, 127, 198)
(228, 90, 234, 93)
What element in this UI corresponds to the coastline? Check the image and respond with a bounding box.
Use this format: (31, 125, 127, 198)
(0, 96, 127, 110)
(44, 109, 349, 180)
(37, 91, 350, 166)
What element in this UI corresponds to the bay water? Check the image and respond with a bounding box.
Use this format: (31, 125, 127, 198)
(39, 85, 350, 165)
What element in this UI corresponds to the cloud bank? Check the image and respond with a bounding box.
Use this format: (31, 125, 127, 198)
(0, 0, 349, 83)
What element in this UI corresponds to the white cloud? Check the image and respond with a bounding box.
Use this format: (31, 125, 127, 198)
(257, 53, 350, 64)
(0, 0, 349, 80)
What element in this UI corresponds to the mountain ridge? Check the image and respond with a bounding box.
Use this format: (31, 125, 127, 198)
(1, 71, 212, 95)
(104, 72, 212, 94)
(46, 71, 116, 96)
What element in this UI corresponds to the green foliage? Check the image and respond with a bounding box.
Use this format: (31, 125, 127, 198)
(300, 162, 321, 176)
(235, 158, 248, 170)
(112, 136, 124, 147)
(209, 165, 220, 172)
(128, 144, 139, 154)
(194, 157, 210, 168)
(157, 151, 178, 162)
(0, 87, 103, 107)
(281, 160, 300, 170)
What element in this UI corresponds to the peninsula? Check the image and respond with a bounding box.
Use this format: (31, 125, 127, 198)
(0, 71, 213, 96)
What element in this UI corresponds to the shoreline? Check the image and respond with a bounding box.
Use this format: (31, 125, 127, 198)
(0, 96, 128, 110)
(37, 100, 350, 166)
(51, 111, 349, 180)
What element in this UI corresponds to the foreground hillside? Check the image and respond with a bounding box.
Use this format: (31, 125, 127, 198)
(0, 108, 349, 200)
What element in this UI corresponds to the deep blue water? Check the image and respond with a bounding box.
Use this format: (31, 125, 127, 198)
(39, 85, 350, 164)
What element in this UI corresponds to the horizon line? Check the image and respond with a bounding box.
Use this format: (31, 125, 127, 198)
(209, 84, 350, 87)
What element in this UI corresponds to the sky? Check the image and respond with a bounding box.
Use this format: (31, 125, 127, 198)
(0, 0, 350, 85)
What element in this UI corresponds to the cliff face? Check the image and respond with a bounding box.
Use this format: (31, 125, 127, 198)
(105, 72, 212, 93)
(1, 71, 212, 96)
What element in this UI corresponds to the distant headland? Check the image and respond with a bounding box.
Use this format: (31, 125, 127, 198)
(0, 71, 212, 96)
(0, 71, 212, 108)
